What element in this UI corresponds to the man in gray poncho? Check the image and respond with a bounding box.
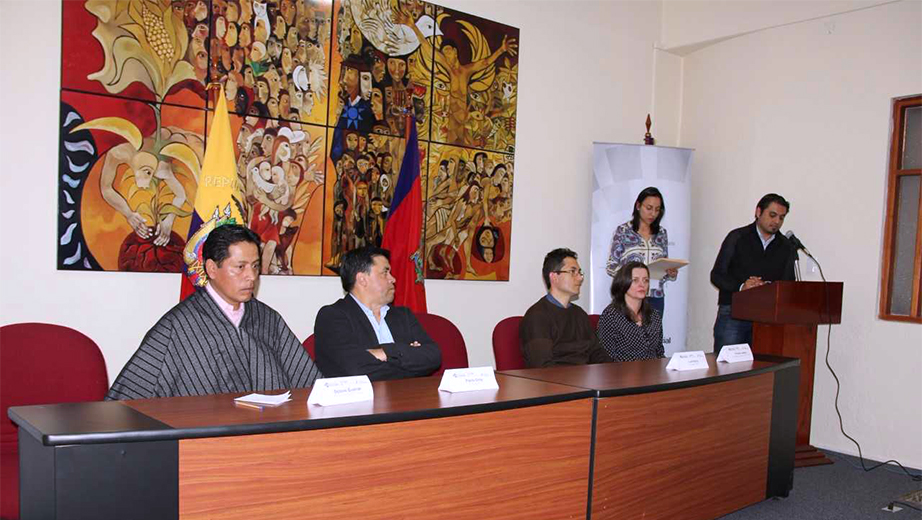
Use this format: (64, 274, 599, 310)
(106, 225, 321, 400)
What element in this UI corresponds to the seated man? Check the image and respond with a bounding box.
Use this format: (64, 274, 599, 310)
(520, 248, 611, 367)
(106, 225, 321, 400)
(314, 246, 441, 381)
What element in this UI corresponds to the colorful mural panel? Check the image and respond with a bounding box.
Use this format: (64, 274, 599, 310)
(59, 0, 519, 280)
(425, 5, 518, 153)
(321, 127, 428, 274)
(208, 0, 334, 126)
(424, 144, 512, 280)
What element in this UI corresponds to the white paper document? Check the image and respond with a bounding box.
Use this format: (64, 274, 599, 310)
(716, 344, 754, 364)
(647, 257, 689, 281)
(234, 391, 292, 406)
(438, 366, 500, 393)
(665, 351, 708, 371)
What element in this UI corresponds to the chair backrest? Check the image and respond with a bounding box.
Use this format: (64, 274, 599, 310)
(0, 322, 109, 520)
(302, 334, 316, 360)
(589, 314, 600, 330)
(492, 316, 525, 371)
(414, 313, 468, 376)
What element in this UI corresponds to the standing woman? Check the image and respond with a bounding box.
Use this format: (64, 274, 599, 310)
(598, 261, 664, 362)
(606, 187, 677, 315)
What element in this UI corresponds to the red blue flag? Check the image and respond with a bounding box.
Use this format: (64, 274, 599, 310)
(381, 116, 427, 313)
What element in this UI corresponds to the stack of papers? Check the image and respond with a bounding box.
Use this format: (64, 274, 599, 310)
(234, 391, 292, 407)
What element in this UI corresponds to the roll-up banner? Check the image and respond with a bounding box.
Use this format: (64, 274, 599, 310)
(590, 143, 693, 355)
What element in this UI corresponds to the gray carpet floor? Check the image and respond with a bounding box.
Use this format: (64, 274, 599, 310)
(719, 451, 922, 519)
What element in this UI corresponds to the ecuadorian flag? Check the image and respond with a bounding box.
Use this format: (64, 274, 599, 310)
(381, 116, 427, 313)
(180, 87, 245, 300)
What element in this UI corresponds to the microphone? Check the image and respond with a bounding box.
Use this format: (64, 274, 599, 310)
(784, 231, 811, 256)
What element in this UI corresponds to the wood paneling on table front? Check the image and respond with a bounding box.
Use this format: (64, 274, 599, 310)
(591, 373, 773, 520)
(178, 399, 592, 520)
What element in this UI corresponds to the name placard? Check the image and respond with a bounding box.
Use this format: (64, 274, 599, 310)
(438, 366, 499, 393)
(716, 343, 754, 364)
(307, 376, 374, 406)
(666, 351, 709, 371)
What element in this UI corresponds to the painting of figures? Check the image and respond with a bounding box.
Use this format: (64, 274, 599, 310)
(208, 0, 334, 126)
(227, 114, 327, 274)
(60, 92, 203, 272)
(425, 5, 518, 153)
(424, 144, 513, 280)
(58, 0, 519, 280)
(321, 127, 428, 273)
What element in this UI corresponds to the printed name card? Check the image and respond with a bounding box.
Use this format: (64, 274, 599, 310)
(438, 366, 500, 393)
(666, 351, 709, 371)
(716, 344, 754, 364)
(307, 376, 374, 406)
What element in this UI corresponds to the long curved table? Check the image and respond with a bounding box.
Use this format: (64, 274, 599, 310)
(9, 355, 798, 520)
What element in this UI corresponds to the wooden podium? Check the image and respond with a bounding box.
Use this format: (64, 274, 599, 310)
(732, 280, 843, 467)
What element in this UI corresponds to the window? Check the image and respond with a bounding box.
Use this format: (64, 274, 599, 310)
(880, 95, 922, 322)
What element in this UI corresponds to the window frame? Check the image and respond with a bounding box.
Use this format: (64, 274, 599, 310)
(879, 95, 922, 323)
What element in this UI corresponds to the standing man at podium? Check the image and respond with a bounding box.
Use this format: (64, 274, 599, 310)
(711, 194, 796, 354)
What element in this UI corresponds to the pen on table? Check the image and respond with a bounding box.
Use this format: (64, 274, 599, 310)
(235, 400, 264, 411)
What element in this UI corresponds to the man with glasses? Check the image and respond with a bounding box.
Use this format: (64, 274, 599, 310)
(519, 248, 612, 367)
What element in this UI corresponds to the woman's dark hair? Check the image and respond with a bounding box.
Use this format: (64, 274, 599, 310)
(630, 186, 665, 236)
(609, 261, 653, 325)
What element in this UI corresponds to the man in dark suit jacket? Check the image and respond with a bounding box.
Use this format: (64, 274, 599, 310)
(710, 193, 796, 355)
(314, 246, 441, 381)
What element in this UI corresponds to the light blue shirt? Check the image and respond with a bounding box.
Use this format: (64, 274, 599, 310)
(545, 293, 567, 308)
(759, 231, 776, 250)
(350, 294, 395, 344)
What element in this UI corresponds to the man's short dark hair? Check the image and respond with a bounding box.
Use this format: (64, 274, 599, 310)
(202, 224, 261, 266)
(340, 246, 390, 292)
(757, 193, 790, 213)
(542, 248, 577, 290)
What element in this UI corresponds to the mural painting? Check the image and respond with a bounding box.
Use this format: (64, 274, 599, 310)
(58, 0, 519, 280)
(424, 144, 512, 280)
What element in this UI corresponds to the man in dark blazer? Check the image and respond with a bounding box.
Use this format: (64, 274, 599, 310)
(314, 246, 441, 381)
(710, 193, 796, 355)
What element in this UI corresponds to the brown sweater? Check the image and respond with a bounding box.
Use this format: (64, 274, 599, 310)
(519, 296, 611, 368)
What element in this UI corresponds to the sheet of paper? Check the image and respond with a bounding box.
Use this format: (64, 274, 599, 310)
(234, 391, 292, 406)
(647, 257, 689, 281)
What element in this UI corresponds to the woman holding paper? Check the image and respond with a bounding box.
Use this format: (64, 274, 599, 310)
(605, 187, 677, 314)
(598, 261, 665, 362)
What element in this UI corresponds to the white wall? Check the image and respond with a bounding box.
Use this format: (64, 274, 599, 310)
(678, 0, 922, 467)
(0, 1, 668, 377)
(660, 0, 893, 53)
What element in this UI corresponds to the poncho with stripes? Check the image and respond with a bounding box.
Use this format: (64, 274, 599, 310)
(106, 289, 320, 400)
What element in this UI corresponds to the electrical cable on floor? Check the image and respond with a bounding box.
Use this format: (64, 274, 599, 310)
(890, 501, 922, 512)
(809, 253, 922, 483)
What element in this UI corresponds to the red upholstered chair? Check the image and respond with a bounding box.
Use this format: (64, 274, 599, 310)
(302, 334, 316, 360)
(0, 323, 109, 520)
(414, 313, 468, 376)
(492, 316, 525, 371)
(589, 314, 601, 330)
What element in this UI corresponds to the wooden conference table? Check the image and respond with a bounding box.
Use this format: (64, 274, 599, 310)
(9, 355, 798, 520)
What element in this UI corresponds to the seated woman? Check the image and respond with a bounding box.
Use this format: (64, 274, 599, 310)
(598, 260, 665, 362)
